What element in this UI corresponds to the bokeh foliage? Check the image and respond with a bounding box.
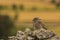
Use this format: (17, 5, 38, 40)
(0, 15, 14, 40)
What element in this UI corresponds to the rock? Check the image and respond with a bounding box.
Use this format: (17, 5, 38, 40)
(24, 28, 32, 35)
(47, 36, 60, 40)
(8, 28, 60, 40)
(16, 31, 25, 40)
(8, 36, 17, 40)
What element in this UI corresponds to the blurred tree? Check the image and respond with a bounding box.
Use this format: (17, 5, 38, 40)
(51, 0, 60, 8)
(12, 4, 18, 21)
(56, 2, 60, 8)
(0, 15, 14, 40)
(19, 4, 24, 11)
(12, 4, 17, 10)
(32, 6, 37, 11)
(0, 5, 8, 10)
(51, 0, 56, 4)
(0, 5, 4, 10)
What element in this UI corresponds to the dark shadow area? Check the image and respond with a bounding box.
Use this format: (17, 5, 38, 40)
(0, 15, 14, 40)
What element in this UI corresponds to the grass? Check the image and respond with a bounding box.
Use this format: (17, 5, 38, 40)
(11, 26, 60, 37)
(10, 25, 34, 36)
(10, 22, 60, 37)
(0, 6, 60, 12)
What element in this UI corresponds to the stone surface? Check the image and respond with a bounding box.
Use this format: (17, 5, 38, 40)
(8, 28, 60, 40)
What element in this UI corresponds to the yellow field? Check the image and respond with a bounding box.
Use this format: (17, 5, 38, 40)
(1, 10, 60, 22)
(19, 11, 60, 22)
(0, 0, 60, 37)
